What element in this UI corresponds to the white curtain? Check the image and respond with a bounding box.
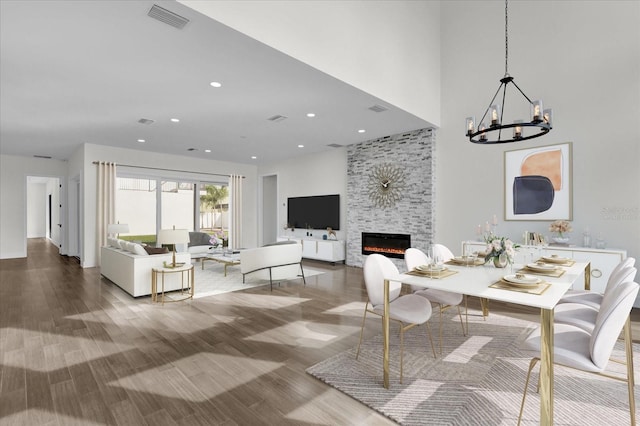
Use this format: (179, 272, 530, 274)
(229, 174, 243, 250)
(97, 162, 117, 266)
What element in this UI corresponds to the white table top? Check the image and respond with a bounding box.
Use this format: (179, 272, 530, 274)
(388, 261, 589, 310)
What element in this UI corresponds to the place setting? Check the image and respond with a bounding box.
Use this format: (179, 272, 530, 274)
(407, 263, 458, 279)
(489, 272, 551, 295)
(518, 260, 567, 277)
(446, 254, 485, 267)
(537, 254, 575, 266)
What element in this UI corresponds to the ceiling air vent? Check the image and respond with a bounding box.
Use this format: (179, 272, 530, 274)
(368, 104, 388, 113)
(138, 118, 155, 125)
(267, 115, 287, 122)
(33, 155, 52, 159)
(327, 143, 344, 148)
(148, 4, 190, 29)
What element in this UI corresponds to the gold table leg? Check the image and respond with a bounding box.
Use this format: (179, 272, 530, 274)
(480, 297, 489, 318)
(539, 308, 554, 425)
(584, 262, 591, 290)
(383, 278, 390, 389)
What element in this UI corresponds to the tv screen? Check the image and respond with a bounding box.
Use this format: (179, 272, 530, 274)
(287, 194, 340, 230)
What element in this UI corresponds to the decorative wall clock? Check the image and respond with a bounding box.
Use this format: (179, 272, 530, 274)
(368, 163, 406, 208)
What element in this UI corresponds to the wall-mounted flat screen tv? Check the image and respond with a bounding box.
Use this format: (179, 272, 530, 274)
(287, 194, 340, 230)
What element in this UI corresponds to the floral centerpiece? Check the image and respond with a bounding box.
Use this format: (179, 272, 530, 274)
(209, 230, 228, 247)
(549, 220, 572, 243)
(484, 234, 519, 267)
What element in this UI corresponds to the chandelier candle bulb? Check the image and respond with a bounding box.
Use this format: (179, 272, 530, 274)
(478, 122, 488, 140)
(513, 120, 523, 138)
(543, 108, 553, 126)
(466, 117, 475, 136)
(489, 105, 501, 126)
(531, 100, 543, 122)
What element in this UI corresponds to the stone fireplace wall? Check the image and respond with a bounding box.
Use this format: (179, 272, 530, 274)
(346, 128, 436, 269)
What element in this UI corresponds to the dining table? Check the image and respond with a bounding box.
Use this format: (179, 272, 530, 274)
(382, 257, 591, 425)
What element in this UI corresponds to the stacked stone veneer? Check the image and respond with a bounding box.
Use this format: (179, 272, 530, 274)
(346, 128, 436, 269)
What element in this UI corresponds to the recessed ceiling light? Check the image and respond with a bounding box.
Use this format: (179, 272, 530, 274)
(204, 149, 211, 153)
(358, 129, 366, 133)
(306, 113, 315, 118)
(210, 81, 222, 88)
(251, 156, 257, 159)
(298, 144, 304, 148)
(137, 139, 146, 143)
(170, 118, 180, 123)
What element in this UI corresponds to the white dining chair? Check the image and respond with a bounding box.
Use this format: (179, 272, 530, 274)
(517, 280, 639, 426)
(356, 253, 437, 383)
(405, 247, 467, 353)
(558, 257, 635, 308)
(553, 266, 637, 333)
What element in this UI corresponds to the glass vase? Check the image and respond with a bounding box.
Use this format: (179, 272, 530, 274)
(493, 253, 508, 268)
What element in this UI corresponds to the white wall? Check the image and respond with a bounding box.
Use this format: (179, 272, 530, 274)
(26, 182, 46, 238)
(0, 155, 68, 259)
(180, 0, 441, 126)
(437, 1, 640, 261)
(258, 148, 348, 242)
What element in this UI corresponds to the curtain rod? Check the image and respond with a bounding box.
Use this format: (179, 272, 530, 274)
(92, 161, 244, 178)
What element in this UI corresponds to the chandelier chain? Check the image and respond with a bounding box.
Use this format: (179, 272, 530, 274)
(504, 0, 509, 76)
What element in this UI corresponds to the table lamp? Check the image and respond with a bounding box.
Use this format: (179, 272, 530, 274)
(157, 227, 190, 268)
(108, 223, 129, 238)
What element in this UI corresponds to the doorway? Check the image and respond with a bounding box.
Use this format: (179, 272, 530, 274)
(261, 174, 278, 246)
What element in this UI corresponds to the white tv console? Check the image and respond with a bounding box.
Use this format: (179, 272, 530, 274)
(278, 236, 345, 265)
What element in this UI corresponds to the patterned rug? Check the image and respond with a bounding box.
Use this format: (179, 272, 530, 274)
(306, 310, 639, 425)
(192, 261, 323, 298)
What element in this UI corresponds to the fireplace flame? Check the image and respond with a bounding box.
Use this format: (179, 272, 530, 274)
(363, 246, 406, 255)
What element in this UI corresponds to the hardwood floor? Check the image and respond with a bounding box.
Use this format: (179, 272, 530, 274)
(1, 239, 638, 425)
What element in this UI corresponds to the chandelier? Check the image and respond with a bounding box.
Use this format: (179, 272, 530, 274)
(466, 0, 552, 144)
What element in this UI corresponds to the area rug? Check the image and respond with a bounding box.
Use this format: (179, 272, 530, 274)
(306, 310, 639, 425)
(192, 262, 324, 298)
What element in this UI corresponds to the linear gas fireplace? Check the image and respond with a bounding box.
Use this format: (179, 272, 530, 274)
(362, 232, 411, 259)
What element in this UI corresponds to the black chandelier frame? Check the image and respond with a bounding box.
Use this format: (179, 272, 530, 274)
(467, 0, 552, 145)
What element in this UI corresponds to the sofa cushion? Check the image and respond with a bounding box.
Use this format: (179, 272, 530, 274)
(188, 231, 214, 247)
(144, 246, 169, 255)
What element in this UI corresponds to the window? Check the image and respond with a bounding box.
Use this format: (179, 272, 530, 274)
(116, 177, 156, 243)
(115, 176, 229, 245)
(161, 180, 195, 231)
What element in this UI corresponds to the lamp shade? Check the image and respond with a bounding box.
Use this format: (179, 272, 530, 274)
(108, 223, 129, 234)
(157, 229, 190, 245)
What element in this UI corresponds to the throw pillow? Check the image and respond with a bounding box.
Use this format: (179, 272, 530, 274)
(144, 246, 169, 255)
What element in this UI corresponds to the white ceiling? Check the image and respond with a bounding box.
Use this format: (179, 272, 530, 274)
(0, 0, 432, 165)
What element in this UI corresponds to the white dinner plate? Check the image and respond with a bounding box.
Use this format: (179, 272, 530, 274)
(526, 263, 557, 272)
(542, 255, 571, 264)
(416, 264, 446, 272)
(502, 274, 541, 287)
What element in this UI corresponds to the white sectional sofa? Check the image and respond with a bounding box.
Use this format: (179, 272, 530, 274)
(101, 238, 191, 297)
(240, 241, 305, 290)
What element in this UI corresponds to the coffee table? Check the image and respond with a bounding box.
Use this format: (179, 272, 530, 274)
(202, 252, 240, 276)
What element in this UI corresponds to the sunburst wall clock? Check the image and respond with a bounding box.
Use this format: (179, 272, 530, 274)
(368, 163, 406, 208)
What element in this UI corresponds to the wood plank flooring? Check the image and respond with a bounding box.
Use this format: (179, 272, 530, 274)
(1, 239, 638, 425)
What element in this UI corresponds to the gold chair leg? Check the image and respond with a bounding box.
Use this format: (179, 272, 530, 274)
(426, 322, 437, 358)
(438, 305, 444, 355)
(456, 305, 465, 336)
(517, 357, 540, 426)
(464, 295, 469, 336)
(624, 318, 636, 426)
(355, 302, 369, 360)
(400, 327, 405, 384)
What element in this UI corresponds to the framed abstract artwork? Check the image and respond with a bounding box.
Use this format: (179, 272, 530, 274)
(504, 142, 572, 221)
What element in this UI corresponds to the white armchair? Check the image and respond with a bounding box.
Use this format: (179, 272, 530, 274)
(240, 241, 305, 290)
